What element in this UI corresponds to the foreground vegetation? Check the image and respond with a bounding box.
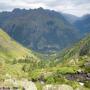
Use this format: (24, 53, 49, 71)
(0, 28, 90, 90)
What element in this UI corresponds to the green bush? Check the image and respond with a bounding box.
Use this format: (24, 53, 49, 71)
(45, 76, 55, 84)
(84, 81, 90, 88)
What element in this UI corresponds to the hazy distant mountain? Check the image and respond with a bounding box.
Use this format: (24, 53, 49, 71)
(0, 8, 80, 53)
(62, 13, 79, 23)
(74, 14, 90, 37)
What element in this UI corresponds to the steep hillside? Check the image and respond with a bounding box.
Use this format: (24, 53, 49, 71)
(51, 34, 90, 68)
(0, 8, 80, 53)
(74, 14, 90, 37)
(0, 28, 39, 61)
(63, 34, 90, 59)
(0, 28, 41, 81)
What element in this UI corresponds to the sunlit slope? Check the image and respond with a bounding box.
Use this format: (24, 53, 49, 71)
(0, 28, 39, 61)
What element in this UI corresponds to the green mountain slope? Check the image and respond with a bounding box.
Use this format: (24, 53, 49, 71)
(0, 28, 39, 61)
(0, 28, 41, 82)
(51, 34, 90, 68)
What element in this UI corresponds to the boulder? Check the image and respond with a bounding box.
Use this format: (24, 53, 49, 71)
(43, 84, 73, 90)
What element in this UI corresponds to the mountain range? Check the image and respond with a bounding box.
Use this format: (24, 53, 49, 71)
(0, 8, 82, 53)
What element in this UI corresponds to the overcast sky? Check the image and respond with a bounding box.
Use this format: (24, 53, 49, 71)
(0, 0, 90, 16)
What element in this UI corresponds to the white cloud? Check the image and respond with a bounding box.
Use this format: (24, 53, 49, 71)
(53, 3, 90, 16)
(0, 0, 90, 16)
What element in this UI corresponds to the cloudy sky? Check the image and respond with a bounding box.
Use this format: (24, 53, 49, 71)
(0, 0, 90, 16)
